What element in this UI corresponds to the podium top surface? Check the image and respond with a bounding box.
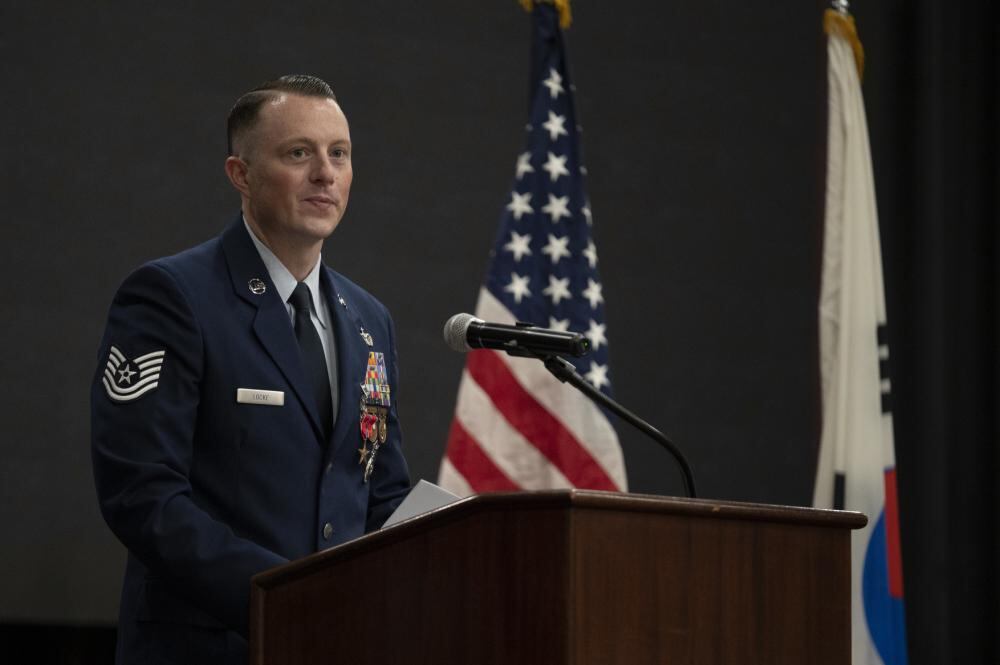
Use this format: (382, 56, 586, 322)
(252, 490, 866, 589)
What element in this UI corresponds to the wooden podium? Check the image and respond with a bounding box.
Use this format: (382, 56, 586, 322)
(250, 490, 865, 664)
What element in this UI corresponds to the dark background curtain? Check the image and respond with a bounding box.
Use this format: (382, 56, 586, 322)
(858, 0, 999, 661)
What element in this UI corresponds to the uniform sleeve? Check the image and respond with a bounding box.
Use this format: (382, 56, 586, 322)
(364, 305, 412, 531)
(91, 263, 286, 636)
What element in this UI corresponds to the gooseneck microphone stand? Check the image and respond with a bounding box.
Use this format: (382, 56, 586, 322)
(531, 351, 698, 499)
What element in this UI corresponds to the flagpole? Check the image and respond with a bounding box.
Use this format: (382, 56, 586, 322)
(539, 354, 698, 499)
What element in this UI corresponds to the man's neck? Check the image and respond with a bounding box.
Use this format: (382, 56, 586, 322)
(243, 213, 322, 282)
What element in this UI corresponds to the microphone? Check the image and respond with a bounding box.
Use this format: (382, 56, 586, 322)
(443, 313, 698, 497)
(443, 313, 590, 359)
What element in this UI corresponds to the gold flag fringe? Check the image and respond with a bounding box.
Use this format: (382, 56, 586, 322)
(519, 0, 572, 29)
(824, 8, 865, 80)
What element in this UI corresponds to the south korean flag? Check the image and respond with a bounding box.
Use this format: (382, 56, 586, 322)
(103, 345, 165, 402)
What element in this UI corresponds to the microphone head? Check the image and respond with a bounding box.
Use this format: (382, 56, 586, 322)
(443, 313, 482, 352)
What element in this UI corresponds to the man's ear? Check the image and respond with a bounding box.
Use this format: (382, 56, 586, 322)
(224, 155, 251, 196)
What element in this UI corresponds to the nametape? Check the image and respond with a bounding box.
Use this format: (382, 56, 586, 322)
(236, 388, 285, 406)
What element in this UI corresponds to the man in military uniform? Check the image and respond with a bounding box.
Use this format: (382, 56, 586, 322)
(91, 75, 410, 664)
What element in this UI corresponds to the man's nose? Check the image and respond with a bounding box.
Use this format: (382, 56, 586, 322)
(310, 155, 336, 183)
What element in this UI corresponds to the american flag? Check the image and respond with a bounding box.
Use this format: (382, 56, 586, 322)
(438, 2, 627, 495)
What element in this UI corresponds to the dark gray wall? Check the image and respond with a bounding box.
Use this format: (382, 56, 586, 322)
(1, 1, 827, 623)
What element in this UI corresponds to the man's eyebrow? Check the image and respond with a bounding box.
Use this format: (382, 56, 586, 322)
(279, 136, 352, 146)
(279, 136, 317, 147)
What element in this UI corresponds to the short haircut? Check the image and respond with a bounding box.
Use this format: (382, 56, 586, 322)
(227, 74, 338, 156)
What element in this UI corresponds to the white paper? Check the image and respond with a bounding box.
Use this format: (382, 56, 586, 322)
(382, 479, 460, 528)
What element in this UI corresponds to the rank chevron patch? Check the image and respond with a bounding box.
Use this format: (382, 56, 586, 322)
(102, 345, 165, 402)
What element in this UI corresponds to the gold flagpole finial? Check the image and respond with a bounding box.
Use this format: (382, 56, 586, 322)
(824, 8, 865, 80)
(519, 0, 572, 29)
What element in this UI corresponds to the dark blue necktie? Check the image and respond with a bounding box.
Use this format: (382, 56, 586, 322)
(289, 282, 333, 437)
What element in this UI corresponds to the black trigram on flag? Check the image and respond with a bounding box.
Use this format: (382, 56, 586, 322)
(832, 322, 893, 511)
(877, 323, 892, 415)
(832, 323, 893, 510)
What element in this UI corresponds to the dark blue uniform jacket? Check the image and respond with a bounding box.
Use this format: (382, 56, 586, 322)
(91, 217, 410, 664)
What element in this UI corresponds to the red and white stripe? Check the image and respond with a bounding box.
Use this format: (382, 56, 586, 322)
(439, 288, 627, 496)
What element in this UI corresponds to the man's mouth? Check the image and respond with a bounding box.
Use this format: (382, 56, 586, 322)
(304, 196, 336, 208)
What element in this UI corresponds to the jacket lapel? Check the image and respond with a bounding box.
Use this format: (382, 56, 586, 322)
(221, 217, 326, 444)
(321, 267, 368, 459)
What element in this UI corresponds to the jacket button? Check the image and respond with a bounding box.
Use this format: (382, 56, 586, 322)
(322, 523, 333, 540)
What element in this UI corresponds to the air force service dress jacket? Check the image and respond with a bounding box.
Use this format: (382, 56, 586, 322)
(91, 216, 411, 664)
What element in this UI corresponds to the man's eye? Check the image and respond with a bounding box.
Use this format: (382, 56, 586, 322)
(331, 148, 349, 160)
(290, 148, 308, 159)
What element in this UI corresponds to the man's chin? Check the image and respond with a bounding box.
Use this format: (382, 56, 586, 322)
(297, 216, 342, 242)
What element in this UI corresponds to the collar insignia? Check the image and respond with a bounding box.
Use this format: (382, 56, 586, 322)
(248, 278, 267, 295)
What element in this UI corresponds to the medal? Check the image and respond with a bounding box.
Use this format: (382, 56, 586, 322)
(360, 400, 380, 443)
(363, 441, 380, 482)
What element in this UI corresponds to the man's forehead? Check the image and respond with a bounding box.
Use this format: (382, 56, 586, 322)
(254, 93, 350, 139)
(266, 92, 341, 111)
